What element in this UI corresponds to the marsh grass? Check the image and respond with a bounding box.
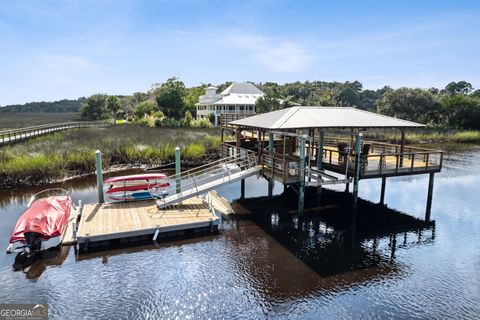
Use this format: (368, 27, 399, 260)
(0, 124, 221, 186)
(0, 112, 80, 130)
(363, 129, 480, 145)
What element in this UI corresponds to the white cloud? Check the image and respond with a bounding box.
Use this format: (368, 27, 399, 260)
(223, 32, 313, 73)
(254, 42, 313, 72)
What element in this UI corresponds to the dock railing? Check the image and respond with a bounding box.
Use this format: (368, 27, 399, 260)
(262, 150, 303, 184)
(220, 113, 255, 127)
(156, 145, 257, 205)
(321, 140, 443, 178)
(0, 121, 112, 146)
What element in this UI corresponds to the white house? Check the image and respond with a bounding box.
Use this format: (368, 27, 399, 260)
(197, 82, 264, 126)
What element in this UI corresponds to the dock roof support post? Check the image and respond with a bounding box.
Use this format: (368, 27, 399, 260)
(353, 132, 362, 209)
(268, 131, 274, 152)
(298, 131, 306, 215)
(257, 130, 262, 162)
(380, 177, 386, 205)
(425, 172, 435, 221)
(400, 129, 405, 167)
(95, 150, 104, 203)
(268, 131, 274, 198)
(316, 130, 324, 170)
(236, 127, 241, 147)
(175, 146, 181, 194)
(241, 179, 245, 200)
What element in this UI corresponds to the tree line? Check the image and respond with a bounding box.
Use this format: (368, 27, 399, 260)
(0, 98, 85, 113)
(3, 78, 479, 130)
(256, 80, 480, 129)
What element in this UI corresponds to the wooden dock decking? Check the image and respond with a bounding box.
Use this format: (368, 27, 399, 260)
(76, 197, 220, 249)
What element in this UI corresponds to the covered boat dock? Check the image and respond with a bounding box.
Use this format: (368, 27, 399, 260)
(222, 107, 443, 219)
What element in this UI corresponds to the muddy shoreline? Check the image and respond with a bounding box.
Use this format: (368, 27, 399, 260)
(0, 156, 219, 190)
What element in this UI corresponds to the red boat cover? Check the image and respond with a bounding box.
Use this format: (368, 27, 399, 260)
(9, 196, 71, 243)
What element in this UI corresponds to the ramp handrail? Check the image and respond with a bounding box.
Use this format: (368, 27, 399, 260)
(156, 145, 257, 207)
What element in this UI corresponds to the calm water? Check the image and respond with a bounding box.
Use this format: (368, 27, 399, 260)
(0, 147, 479, 319)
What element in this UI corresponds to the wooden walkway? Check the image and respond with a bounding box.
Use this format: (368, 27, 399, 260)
(76, 197, 220, 248)
(0, 121, 110, 146)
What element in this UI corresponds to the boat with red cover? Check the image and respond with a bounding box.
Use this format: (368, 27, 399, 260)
(6, 189, 79, 254)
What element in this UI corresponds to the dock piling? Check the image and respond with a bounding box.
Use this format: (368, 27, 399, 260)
(353, 132, 362, 208)
(380, 177, 386, 205)
(298, 132, 306, 215)
(316, 131, 324, 170)
(240, 179, 245, 199)
(175, 146, 181, 194)
(425, 172, 435, 221)
(268, 131, 274, 198)
(95, 150, 104, 203)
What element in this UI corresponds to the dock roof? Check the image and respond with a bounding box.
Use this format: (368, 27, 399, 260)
(229, 106, 425, 130)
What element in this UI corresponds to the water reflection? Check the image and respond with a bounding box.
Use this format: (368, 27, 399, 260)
(239, 188, 435, 281)
(12, 246, 70, 280)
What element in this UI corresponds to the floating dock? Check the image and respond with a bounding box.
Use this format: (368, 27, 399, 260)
(75, 197, 220, 251)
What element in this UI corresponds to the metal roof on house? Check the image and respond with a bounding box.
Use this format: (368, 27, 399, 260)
(229, 106, 425, 129)
(220, 83, 264, 95)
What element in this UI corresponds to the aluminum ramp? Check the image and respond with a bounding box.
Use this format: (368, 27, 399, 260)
(157, 146, 259, 209)
(157, 166, 259, 209)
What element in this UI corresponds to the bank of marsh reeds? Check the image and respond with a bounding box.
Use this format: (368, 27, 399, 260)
(0, 124, 221, 187)
(363, 129, 480, 144)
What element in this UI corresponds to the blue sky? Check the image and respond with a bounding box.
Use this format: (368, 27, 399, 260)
(1, 0, 479, 105)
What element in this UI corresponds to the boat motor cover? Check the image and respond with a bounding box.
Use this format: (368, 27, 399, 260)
(9, 196, 72, 243)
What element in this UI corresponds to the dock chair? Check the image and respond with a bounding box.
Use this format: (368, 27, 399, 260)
(361, 144, 371, 166)
(337, 143, 348, 163)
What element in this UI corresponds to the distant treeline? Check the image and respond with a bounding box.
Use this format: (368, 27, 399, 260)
(255, 80, 480, 129)
(0, 98, 85, 113)
(4, 79, 480, 130)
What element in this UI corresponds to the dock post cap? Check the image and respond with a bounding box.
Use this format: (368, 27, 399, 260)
(95, 149, 101, 154)
(175, 146, 180, 151)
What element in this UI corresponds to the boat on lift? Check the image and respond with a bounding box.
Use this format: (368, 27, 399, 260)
(103, 173, 170, 201)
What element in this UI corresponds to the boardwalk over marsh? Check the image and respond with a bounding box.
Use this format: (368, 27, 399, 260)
(0, 121, 111, 146)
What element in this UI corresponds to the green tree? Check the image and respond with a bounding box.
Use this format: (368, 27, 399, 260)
(134, 100, 157, 119)
(80, 94, 108, 120)
(281, 95, 296, 108)
(471, 89, 480, 98)
(441, 95, 480, 129)
(106, 96, 121, 124)
(315, 90, 336, 106)
(183, 84, 206, 117)
(335, 87, 359, 106)
(255, 94, 282, 113)
(182, 111, 194, 126)
(357, 89, 382, 111)
(155, 77, 186, 119)
(445, 81, 473, 95)
(377, 88, 441, 125)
